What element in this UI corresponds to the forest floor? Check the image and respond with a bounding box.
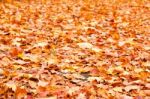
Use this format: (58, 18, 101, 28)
(0, 0, 150, 98)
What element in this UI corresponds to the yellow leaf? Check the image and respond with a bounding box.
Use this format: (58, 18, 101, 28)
(17, 53, 30, 60)
(113, 87, 123, 92)
(63, 66, 76, 72)
(77, 42, 93, 49)
(17, 53, 24, 59)
(47, 86, 57, 91)
(107, 68, 114, 74)
(143, 61, 150, 67)
(34, 42, 48, 47)
(114, 66, 124, 73)
(92, 47, 102, 53)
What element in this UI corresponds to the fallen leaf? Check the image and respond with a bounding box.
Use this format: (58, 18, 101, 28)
(142, 61, 150, 67)
(92, 47, 102, 52)
(88, 77, 103, 82)
(124, 85, 141, 92)
(145, 83, 150, 89)
(38, 80, 49, 87)
(34, 42, 48, 47)
(77, 42, 93, 49)
(15, 87, 27, 98)
(121, 95, 133, 99)
(6, 81, 17, 91)
(113, 87, 123, 92)
(114, 66, 124, 73)
(0, 68, 4, 74)
(10, 47, 22, 57)
(76, 93, 86, 99)
(143, 90, 150, 96)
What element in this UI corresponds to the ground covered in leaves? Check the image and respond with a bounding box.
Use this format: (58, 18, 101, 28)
(0, 0, 150, 98)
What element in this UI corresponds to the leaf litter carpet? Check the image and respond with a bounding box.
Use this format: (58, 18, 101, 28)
(0, 0, 150, 98)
